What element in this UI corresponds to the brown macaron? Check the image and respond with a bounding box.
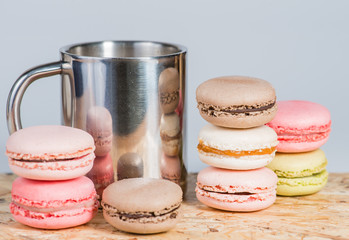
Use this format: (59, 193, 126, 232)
(196, 76, 277, 128)
(102, 178, 183, 234)
(159, 68, 180, 114)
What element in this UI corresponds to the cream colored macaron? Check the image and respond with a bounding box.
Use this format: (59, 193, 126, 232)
(198, 124, 278, 170)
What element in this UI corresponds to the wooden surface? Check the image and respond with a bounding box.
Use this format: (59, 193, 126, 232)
(0, 173, 348, 240)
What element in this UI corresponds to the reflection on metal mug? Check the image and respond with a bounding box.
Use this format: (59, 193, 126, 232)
(7, 41, 187, 193)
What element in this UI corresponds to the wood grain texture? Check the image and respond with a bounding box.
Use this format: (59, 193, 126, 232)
(0, 173, 348, 240)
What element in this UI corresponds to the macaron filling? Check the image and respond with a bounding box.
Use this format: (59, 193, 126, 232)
(197, 99, 276, 117)
(197, 141, 276, 158)
(101, 201, 181, 223)
(8, 152, 95, 170)
(160, 90, 179, 104)
(160, 132, 181, 141)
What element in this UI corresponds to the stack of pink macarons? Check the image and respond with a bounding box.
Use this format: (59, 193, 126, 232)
(6, 125, 99, 229)
(195, 76, 279, 212)
(266, 100, 331, 196)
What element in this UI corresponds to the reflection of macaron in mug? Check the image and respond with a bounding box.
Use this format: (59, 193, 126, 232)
(159, 67, 180, 114)
(86, 153, 115, 197)
(160, 113, 181, 157)
(161, 154, 181, 185)
(117, 152, 143, 180)
(86, 106, 113, 156)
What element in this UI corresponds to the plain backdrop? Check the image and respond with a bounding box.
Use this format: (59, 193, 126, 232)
(1, 0, 348, 173)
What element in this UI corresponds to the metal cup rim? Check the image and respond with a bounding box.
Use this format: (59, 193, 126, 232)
(59, 40, 187, 60)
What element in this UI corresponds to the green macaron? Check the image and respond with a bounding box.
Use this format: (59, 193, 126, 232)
(267, 149, 328, 196)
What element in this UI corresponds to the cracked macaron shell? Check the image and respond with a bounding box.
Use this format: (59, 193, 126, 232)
(196, 76, 277, 128)
(267, 149, 328, 178)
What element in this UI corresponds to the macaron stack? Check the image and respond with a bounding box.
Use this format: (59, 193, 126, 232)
(195, 76, 279, 212)
(6, 125, 99, 229)
(86, 106, 115, 196)
(158, 68, 182, 185)
(266, 100, 331, 196)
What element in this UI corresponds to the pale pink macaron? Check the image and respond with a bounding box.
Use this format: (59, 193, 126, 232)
(10, 176, 98, 229)
(266, 100, 331, 152)
(196, 167, 277, 212)
(6, 125, 95, 180)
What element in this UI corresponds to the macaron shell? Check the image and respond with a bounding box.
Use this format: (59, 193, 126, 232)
(199, 124, 278, 151)
(11, 208, 97, 229)
(196, 76, 276, 106)
(198, 152, 275, 170)
(103, 209, 182, 234)
(267, 149, 327, 178)
(197, 167, 278, 191)
(276, 138, 329, 153)
(196, 191, 276, 212)
(6, 125, 95, 160)
(12, 176, 96, 202)
(102, 178, 182, 213)
(267, 100, 331, 130)
(276, 170, 328, 196)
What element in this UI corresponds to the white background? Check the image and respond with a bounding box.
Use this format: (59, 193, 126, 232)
(1, 0, 348, 173)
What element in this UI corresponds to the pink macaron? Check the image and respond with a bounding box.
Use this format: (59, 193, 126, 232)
(266, 100, 331, 153)
(10, 176, 98, 229)
(196, 167, 277, 212)
(6, 125, 95, 180)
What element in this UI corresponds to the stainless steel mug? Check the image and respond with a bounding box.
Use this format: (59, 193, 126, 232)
(7, 41, 187, 193)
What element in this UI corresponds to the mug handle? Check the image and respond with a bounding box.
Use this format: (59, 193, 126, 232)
(6, 61, 73, 134)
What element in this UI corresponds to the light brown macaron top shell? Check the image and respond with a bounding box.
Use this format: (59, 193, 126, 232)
(159, 68, 180, 114)
(196, 76, 277, 128)
(102, 178, 182, 234)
